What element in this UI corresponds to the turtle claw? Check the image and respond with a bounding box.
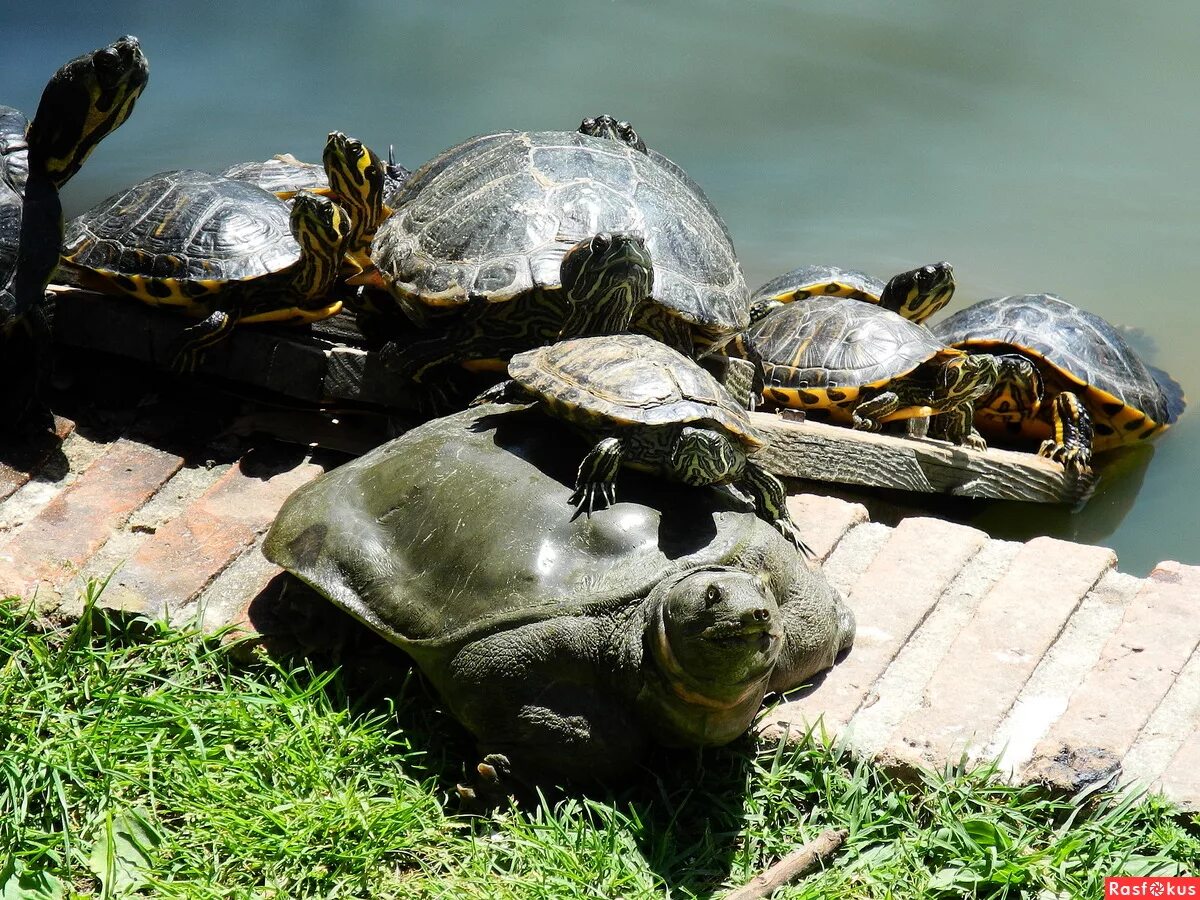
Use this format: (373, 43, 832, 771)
(775, 519, 816, 560)
(1038, 439, 1092, 478)
(569, 479, 617, 516)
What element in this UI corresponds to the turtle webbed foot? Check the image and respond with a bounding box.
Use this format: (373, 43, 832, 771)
(1038, 438, 1093, 478)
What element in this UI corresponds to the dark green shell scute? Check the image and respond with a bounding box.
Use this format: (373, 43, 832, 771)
(263, 404, 767, 647)
(374, 129, 747, 332)
(752, 264, 882, 304)
(744, 296, 945, 387)
(63, 169, 299, 281)
(509, 334, 759, 444)
(932, 294, 1177, 425)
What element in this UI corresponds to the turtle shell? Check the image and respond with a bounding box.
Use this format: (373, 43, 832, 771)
(752, 264, 884, 306)
(221, 154, 329, 196)
(0, 107, 29, 312)
(372, 129, 748, 338)
(264, 403, 784, 650)
(738, 296, 953, 411)
(931, 293, 1185, 448)
(61, 169, 299, 297)
(507, 333, 761, 448)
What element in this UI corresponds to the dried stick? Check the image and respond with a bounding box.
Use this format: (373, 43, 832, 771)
(723, 828, 849, 900)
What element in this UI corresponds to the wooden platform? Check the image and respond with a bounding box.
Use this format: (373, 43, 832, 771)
(48, 286, 1092, 505)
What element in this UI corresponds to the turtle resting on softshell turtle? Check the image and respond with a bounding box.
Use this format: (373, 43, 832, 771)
(263, 404, 854, 786)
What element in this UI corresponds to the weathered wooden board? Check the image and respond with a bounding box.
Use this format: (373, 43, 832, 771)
(752, 412, 1093, 505)
(47, 286, 1093, 504)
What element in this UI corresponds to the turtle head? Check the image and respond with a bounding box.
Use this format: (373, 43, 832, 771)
(669, 425, 743, 486)
(879, 261, 954, 324)
(650, 568, 782, 709)
(938, 351, 1001, 405)
(27, 35, 149, 188)
(980, 353, 1045, 420)
(558, 232, 654, 339)
(323, 131, 386, 253)
(289, 191, 350, 298)
(579, 114, 647, 153)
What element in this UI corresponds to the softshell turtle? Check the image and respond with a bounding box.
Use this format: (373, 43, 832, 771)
(263, 404, 854, 784)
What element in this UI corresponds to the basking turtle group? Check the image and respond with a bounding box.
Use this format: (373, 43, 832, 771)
(5, 37, 1190, 788)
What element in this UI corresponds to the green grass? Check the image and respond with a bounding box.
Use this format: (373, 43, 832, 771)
(1, 588, 1197, 899)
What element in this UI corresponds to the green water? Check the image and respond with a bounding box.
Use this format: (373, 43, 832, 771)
(3, 0, 1196, 574)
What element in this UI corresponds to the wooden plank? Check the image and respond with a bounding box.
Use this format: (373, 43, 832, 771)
(751, 411, 1094, 505)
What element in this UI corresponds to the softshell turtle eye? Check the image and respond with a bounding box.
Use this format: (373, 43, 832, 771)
(705, 584, 723, 605)
(590, 233, 612, 257)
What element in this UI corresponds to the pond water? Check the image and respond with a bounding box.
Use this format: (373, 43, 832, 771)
(3, 0, 1196, 574)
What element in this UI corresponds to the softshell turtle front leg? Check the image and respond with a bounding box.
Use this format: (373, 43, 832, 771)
(739, 460, 814, 558)
(1038, 391, 1094, 477)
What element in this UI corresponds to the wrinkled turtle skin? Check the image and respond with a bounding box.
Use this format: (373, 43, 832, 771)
(264, 404, 854, 783)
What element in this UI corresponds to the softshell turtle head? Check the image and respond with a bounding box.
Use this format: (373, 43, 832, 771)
(651, 567, 781, 705)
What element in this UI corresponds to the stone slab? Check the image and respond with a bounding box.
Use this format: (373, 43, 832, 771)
(882, 537, 1116, 772)
(760, 516, 987, 741)
(785, 493, 868, 563)
(1022, 561, 1200, 792)
(0, 439, 184, 603)
(987, 569, 1141, 777)
(847, 538, 1022, 758)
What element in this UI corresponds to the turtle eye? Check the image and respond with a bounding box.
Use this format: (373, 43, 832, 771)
(590, 233, 612, 256)
(706, 584, 723, 605)
(580, 117, 596, 131)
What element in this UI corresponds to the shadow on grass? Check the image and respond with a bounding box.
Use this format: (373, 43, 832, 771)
(246, 574, 765, 898)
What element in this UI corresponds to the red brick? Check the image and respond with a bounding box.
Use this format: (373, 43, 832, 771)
(98, 454, 326, 617)
(0, 417, 74, 502)
(885, 537, 1115, 771)
(760, 516, 986, 740)
(1023, 561, 1200, 790)
(786, 493, 869, 562)
(0, 439, 182, 599)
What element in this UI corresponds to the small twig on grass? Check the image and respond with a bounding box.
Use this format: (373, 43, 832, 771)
(723, 828, 848, 900)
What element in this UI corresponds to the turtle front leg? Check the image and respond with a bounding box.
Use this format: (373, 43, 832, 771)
(469, 379, 536, 408)
(739, 461, 813, 558)
(1038, 392, 1094, 476)
(168, 308, 240, 372)
(571, 437, 624, 514)
(849, 391, 900, 432)
(933, 402, 988, 450)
